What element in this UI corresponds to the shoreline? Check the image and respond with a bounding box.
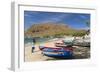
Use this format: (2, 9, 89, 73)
(24, 38, 90, 62)
(24, 39, 63, 62)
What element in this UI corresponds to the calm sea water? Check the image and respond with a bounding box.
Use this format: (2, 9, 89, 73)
(24, 37, 51, 46)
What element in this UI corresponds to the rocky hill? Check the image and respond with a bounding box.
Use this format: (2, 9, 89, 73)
(25, 23, 86, 38)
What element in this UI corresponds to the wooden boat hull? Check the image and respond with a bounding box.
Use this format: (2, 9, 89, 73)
(73, 42, 90, 47)
(55, 42, 72, 47)
(40, 47, 73, 58)
(62, 40, 73, 47)
(73, 39, 90, 47)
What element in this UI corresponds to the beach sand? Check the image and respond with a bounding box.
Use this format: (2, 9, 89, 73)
(25, 39, 61, 62)
(25, 39, 90, 62)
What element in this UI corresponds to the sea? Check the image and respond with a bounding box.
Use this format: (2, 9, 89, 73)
(24, 37, 51, 46)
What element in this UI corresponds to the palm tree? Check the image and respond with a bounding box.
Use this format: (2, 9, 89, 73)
(86, 20, 90, 35)
(86, 20, 90, 27)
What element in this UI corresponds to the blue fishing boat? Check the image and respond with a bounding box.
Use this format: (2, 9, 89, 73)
(39, 46, 73, 58)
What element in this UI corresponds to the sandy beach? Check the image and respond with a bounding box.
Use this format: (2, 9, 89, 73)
(25, 38, 90, 62)
(25, 39, 62, 62)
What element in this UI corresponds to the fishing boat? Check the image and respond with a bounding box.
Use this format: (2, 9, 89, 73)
(39, 46, 73, 58)
(73, 35, 90, 47)
(73, 39, 90, 47)
(55, 42, 69, 47)
(54, 38, 74, 47)
(62, 39, 74, 46)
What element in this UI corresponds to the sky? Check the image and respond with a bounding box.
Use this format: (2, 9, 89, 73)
(24, 11, 90, 30)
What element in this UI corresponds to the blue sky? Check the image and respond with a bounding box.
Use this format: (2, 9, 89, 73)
(24, 11, 90, 30)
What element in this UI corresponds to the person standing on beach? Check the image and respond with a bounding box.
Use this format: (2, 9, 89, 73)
(33, 38, 36, 44)
(32, 38, 36, 53)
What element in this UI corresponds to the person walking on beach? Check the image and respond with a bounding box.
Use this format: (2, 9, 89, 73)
(32, 38, 36, 53)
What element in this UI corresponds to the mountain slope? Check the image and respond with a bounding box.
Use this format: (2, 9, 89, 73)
(25, 23, 86, 38)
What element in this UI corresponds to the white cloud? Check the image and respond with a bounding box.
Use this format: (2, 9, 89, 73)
(38, 14, 69, 23)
